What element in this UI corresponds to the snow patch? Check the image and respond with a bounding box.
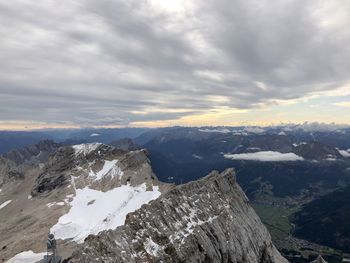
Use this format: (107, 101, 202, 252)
(338, 149, 350, 158)
(293, 142, 307, 147)
(72, 143, 102, 155)
(243, 127, 265, 134)
(198, 128, 231, 133)
(6, 250, 46, 263)
(192, 154, 203, 160)
(46, 202, 65, 208)
(292, 122, 349, 132)
(246, 147, 261, 151)
(51, 184, 161, 243)
(224, 151, 304, 162)
(170, 207, 218, 244)
(232, 131, 248, 136)
(144, 237, 164, 257)
(0, 200, 12, 210)
(89, 160, 123, 181)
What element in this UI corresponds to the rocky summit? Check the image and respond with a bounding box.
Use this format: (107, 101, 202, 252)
(67, 168, 288, 263)
(0, 142, 167, 262)
(1, 142, 291, 263)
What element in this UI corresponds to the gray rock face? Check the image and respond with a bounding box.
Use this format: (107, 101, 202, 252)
(31, 143, 165, 196)
(67, 168, 289, 263)
(3, 139, 61, 165)
(0, 157, 23, 187)
(31, 146, 74, 196)
(0, 143, 168, 262)
(0, 140, 60, 188)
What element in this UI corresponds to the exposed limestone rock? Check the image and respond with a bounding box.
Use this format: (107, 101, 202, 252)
(31, 143, 168, 197)
(0, 157, 23, 187)
(3, 139, 61, 165)
(311, 255, 328, 263)
(67, 168, 289, 263)
(0, 140, 61, 188)
(1, 143, 169, 262)
(31, 146, 75, 196)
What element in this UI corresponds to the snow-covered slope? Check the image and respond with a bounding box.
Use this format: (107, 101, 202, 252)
(6, 251, 46, 263)
(67, 169, 289, 263)
(0, 143, 169, 262)
(51, 183, 161, 243)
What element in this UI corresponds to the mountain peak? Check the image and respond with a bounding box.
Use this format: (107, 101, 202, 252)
(67, 168, 288, 263)
(72, 142, 104, 156)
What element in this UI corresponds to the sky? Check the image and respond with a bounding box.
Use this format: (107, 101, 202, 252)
(0, 0, 350, 130)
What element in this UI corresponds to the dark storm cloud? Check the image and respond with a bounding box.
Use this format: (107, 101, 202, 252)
(0, 0, 349, 126)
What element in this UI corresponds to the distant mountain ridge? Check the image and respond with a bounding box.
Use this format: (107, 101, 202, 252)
(0, 142, 292, 263)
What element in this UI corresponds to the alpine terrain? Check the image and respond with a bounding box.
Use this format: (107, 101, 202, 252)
(0, 141, 290, 262)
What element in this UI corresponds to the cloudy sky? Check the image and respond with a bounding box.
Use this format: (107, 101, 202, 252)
(1, 0, 350, 129)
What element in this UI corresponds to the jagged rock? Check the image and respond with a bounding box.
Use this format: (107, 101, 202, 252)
(31, 146, 75, 196)
(31, 143, 165, 196)
(0, 157, 23, 187)
(0, 157, 14, 184)
(67, 168, 289, 263)
(3, 139, 61, 165)
(311, 255, 328, 263)
(1, 143, 169, 262)
(0, 140, 60, 188)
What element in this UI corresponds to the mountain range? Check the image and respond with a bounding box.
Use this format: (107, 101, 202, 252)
(1, 141, 288, 263)
(1, 124, 350, 262)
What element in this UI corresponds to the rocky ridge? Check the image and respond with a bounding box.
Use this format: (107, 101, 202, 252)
(0, 140, 60, 188)
(3, 139, 61, 165)
(67, 168, 289, 263)
(31, 143, 167, 197)
(1, 142, 168, 262)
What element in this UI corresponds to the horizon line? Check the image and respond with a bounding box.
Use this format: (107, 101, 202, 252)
(0, 121, 349, 132)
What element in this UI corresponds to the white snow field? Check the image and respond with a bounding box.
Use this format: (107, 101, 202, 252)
(6, 250, 46, 263)
(51, 184, 161, 243)
(224, 151, 304, 162)
(338, 149, 350, 158)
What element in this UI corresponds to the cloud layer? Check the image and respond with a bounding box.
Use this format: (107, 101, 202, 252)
(224, 151, 304, 162)
(1, 0, 349, 127)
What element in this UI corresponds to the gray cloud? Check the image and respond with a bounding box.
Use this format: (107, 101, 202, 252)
(0, 0, 349, 126)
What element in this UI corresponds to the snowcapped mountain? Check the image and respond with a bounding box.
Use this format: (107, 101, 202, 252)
(0, 142, 291, 263)
(1, 142, 169, 262)
(67, 169, 288, 263)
